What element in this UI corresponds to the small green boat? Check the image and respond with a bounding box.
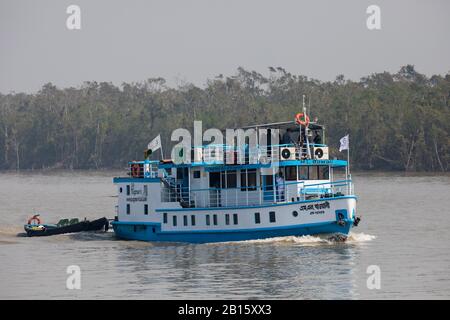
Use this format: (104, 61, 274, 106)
(24, 215, 109, 237)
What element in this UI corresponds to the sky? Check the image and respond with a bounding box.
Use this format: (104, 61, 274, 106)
(1, 0, 449, 93)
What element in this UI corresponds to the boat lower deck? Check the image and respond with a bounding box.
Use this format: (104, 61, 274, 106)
(112, 196, 357, 243)
(112, 219, 353, 243)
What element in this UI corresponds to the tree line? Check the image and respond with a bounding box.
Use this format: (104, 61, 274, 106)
(0, 65, 448, 171)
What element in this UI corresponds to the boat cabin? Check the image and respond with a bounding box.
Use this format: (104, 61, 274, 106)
(115, 120, 350, 215)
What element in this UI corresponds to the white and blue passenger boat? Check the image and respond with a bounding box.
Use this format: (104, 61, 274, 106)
(112, 114, 360, 243)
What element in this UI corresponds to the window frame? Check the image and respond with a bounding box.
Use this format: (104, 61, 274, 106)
(308, 166, 319, 180)
(269, 211, 276, 223)
(298, 166, 309, 180)
(254, 212, 261, 224)
(285, 166, 297, 181)
(241, 169, 257, 191)
(318, 165, 330, 180)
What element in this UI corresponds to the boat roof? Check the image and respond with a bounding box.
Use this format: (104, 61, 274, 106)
(137, 159, 348, 169)
(239, 120, 324, 131)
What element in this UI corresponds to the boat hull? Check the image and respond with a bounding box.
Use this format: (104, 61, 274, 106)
(112, 220, 353, 243)
(24, 217, 109, 237)
(112, 196, 357, 243)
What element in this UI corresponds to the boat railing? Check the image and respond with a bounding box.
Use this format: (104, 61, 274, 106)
(160, 179, 353, 209)
(128, 160, 159, 178)
(128, 143, 330, 178)
(198, 143, 327, 164)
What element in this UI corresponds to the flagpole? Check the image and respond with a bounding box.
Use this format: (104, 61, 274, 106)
(347, 135, 350, 175)
(347, 135, 351, 194)
(339, 134, 351, 194)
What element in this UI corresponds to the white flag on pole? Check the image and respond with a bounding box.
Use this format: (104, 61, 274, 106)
(147, 135, 162, 154)
(339, 134, 349, 152)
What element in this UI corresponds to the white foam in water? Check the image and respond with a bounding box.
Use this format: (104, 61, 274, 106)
(346, 232, 377, 242)
(221, 232, 376, 246)
(241, 235, 329, 245)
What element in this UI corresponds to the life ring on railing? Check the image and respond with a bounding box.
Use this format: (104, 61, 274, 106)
(27, 215, 41, 225)
(295, 113, 310, 127)
(131, 163, 141, 178)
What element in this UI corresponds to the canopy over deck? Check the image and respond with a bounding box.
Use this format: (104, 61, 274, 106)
(239, 120, 324, 131)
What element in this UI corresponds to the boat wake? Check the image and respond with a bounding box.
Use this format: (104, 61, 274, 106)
(66, 230, 115, 241)
(346, 232, 376, 243)
(0, 225, 24, 237)
(233, 232, 376, 246)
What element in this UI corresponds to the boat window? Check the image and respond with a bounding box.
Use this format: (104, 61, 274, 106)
(193, 170, 201, 179)
(285, 166, 297, 181)
(269, 211, 276, 223)
(209, 172, 221, 188)
(126, 204, 130, 215)
(309, 166, 319, 180)
(183, 215, 188, 226)
(126, 185, 130, 195)
(292, 211, 298, 217)
(119, 187, 123, 193)
(233, 214, 238, 225)
(241, 169, 257, 191)
(221, 170, 237, 188)
(144, 204, 148, 215)
(163, 213, 168, 223)
(298, 166, 308, 180)
(240, 171, 246, 191)
(213, 214, 218, 225)
(225, 214, 230, 225)
(206, 215, 210, 226)
(255, 212, 261, 224)
(318, 166, 330, 180)
(247, 169, 257, 190)
(191, 215, 196, 226)
(173, 215, 177, 226)
(227, 171, 237, 188)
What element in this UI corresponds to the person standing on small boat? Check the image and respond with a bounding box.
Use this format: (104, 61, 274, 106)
(276, 172, 285, 202)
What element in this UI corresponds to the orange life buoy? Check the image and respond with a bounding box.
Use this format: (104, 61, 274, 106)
(27, 215, 41, 225)
(131, 163, 140, 178)
(295, 112, 310, 127)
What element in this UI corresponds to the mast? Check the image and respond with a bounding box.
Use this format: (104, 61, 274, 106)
(303, 95, 311, 159)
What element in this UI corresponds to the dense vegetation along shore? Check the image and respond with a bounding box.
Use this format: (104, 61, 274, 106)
(0, 65, 448, 171)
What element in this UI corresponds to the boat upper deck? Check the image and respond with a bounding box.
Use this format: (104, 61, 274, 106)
(113, 119, 353, 210)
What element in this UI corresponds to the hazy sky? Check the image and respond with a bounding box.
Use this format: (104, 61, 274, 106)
(1, 0, 449, 93)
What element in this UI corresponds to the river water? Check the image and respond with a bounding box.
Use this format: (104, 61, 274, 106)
(0, 171, 449, 299)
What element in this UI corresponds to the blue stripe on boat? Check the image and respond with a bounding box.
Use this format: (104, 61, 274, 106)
(112, 220, 352, 243)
